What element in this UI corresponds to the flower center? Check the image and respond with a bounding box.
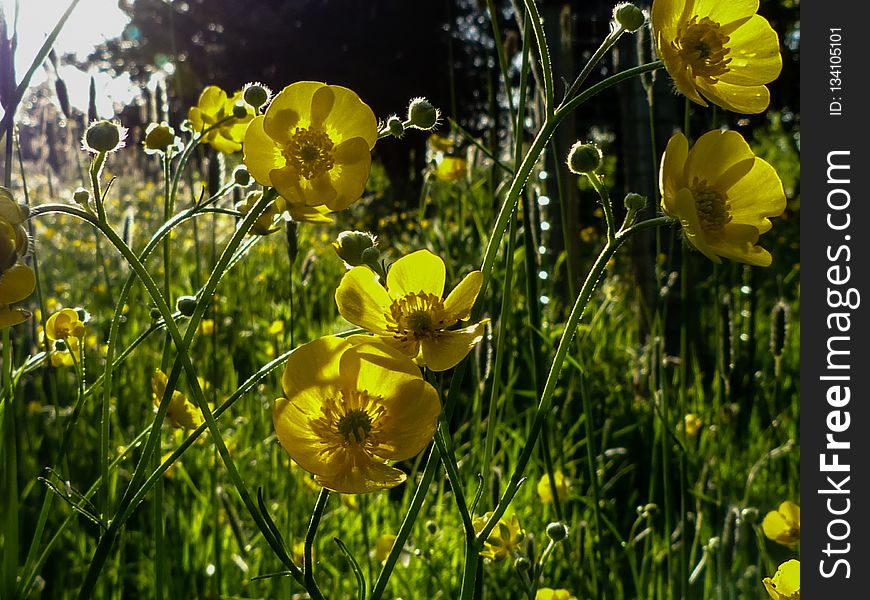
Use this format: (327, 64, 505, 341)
(284, 127, 335, 180)
(674, 16, 731, 81)
(310, 389, 386, 452)
(387, 292, 449, 341)
(691, 179, 731, 231)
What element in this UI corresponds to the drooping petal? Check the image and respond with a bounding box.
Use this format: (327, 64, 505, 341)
(243, 116, 284, 185)
(443, 270, 483, 322)
(335, 267, 392, 333)
(0, 263, 36, 304)
(386, 249, 446, 299)
(421, 320, 488, 372)
(696, 79, 771, 114)
(705, 222, 771, 266)
(315, 451, 407, 494)
(0, 307, 30, 329)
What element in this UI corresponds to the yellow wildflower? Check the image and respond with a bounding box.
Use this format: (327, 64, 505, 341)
(272, 336, 441, 494)
(243, 81, 377, 213)
(684, 413, 703, 437)
(335, 249, 488, 371)
(152, 369, 204, 430)
(473, 512, 525, 561)
(188, 86, 254, 153)
(537, 469, 569, 505)
(762, 500, 800, 547)
(435, 156, 467, 182)
(651, 0, 782, 113)
(660, 130, 785, 266)
(0, 187, 34, 328)
(374, 534, 397, 562)
(536, 589, 578, 600)
(45, 308, 86, 342)
(763, 559, 800, 600)
(199, 319, 215, 336)
(50, 351, 75, 368)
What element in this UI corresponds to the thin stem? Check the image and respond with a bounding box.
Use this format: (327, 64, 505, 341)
(304, 489, 330, 600)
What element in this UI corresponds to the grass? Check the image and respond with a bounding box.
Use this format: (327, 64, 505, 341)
(0, 3, 799, 599)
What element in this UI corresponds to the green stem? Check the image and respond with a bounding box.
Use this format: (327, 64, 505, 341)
(304, 489, 329, 600)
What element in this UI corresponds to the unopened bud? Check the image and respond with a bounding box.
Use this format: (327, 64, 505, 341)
(176, 295, 197, 317)
(624, 193, 646, 212)
(232, 101, 249, 119)
(387, 116, 404, 138)
(740, 507, 759, 524)
(233, 166, 251, 186)
(567, 142, 602, 175)
(514, 557, 531, 572)
(613, 3, 646, 32)
(546, 522, 569, 542)
(333, 231, 378, 267)
(143, 122, 177, 154)
(243, 83, 271, 110)
(83, 120, 127, 153)
(407, 97, 440, 130)
(73, 188, 90, 206)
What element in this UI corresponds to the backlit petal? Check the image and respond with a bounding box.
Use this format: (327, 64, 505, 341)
(697, 79, 770, 114)
(243, 116, 283, 185)
(659, 132, 690, 202)
(387, 249, 446, 299)
(320, 85, 378, 148)
(264, 81, 323, 143)
(0, 263, 36, 304)
(315, 453, 406, 494)
(685, 130, 754, 186)
(719, 16, 782, 85)
(443, 270, 483, 322)
(335, 267, 391, 333)
(421, 319, 488, 372)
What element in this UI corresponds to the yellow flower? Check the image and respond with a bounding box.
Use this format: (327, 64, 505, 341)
(199, 319, 215, 336)
(188, 86, 254, 153)
(763, 559, 800, 600)
(335, 249, 487, 371)
(537, 470, 569, 505)
(684, 413, 703, 437)
(473, 512, 525, 561)
(435, 156, 467, 182)
(536, 589, 578, 600)
(272, 336, 441, 494)
(651, 0, 782, 113)
(660, 130, 785, 266)
(243, 81, 377, 213)
(0, 187, 34, 329)
(152, 369, 204, 430)
(45, 308, 86, 342)
(237, 191, 281, 235)
(373, 534, 397, 562)
(762, 500, 800, 547)
(50, 350, 75, 368)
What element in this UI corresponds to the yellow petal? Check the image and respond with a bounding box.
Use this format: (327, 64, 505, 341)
(269, 165, 304, 205)
(326, 137, 373, 211)
(274, 396, 346, 478)
(664, 188, 721, 264)
(0, 307, 30, 329)
(705, 223, 771, 266)
(659, 132, 689, 205)
(650, 0, 687, 39)
(779, 500, 800, 526)
(264, 81, 324, 142)
(315, 452, 406, 494)
(421, 319, 488, 372)
(719, 15, 782, 85)
(197, 86, 228, 116)
(208, 133, 242, 154)
(443, 270, 483, 322)
(696, 79, 770, 114)
(0, 187, 23, 225)
(243, 116, 283, 185)
(0, 263, 36, 304)
(345, 340, 425, 389)
(319, 85, 378, 148)
(692, 0, 758, 25)
(374, 378, 441, 461)
(685, 130, 754, 186)
(723, 156, 785, 233)
(282, 336, 348, 398)
(335, 267, 391, 333)
(761, 511, 791, 541)
(306, 173, 339, 208)
(386, 250, 446, 299)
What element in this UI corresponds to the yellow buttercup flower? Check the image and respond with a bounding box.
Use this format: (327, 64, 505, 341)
(660, 130, 785, 266)
(0, 187, 34, 329)
(45, 308, 86, 342)
(763, 559, 800, 600)
(188, 86, 254, 153)
(684, 413, 703, 437)
(335, 249, 487, 371)
(537, 469, 569, 505)
(536, 589, 578, 600)
(243, 81, 377, 213)
(473, 512, 525, 561)
(152, 369, 204, 430)
(651, 0, 782, 113)
(373, 534, 397, 562)
(762, 500, 800, 547)
(435, 156, 467, 182)
(272, 336, 441, 494)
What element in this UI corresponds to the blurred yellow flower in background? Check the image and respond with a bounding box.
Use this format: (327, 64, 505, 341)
(536, 589, 578, 600)
(373, 534, 397, 562)
(152, 369, 204, 430)
(335, 249, 487, 371)
(272, 336, 440, 494)
(660, 130, 785, 266)
(473, 512, 525, 561)
(537, 469, 569, 505)
(684, 413, 703, 437)
(762, 500, 800, 547)
(763, 559, 800, 600)
(244, 81, 377, 214)
(435, 156, 467, 182)
(45, 308, 86, 343)
(188, 86, 254, 153)
(651, 0, 782, 113)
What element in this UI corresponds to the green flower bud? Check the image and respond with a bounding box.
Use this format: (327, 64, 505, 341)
(566, 142, 602, 175)
(546, 522, 569, 542)
(740, 507, 759, 524)
(143, 122, 178, 155)
(243, 83, 271, 110)
(232, 101, 249, 119)
(233, 166, 252, 186)
(73, 188, 90, 206)
(150, 307, 162, 321)
(624, 192, 646, 212)
(425, 520, 438, 535)
(360, 246, 381, 265)
(176, 295, 197, 317)
(514, 557, 531, 572)
(407, 97, 440, 130)
(333, 231, 378, 267)
(613, 3, 646, 33)
(83, 120, 127, 153)
(387, 116, 404, 138)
